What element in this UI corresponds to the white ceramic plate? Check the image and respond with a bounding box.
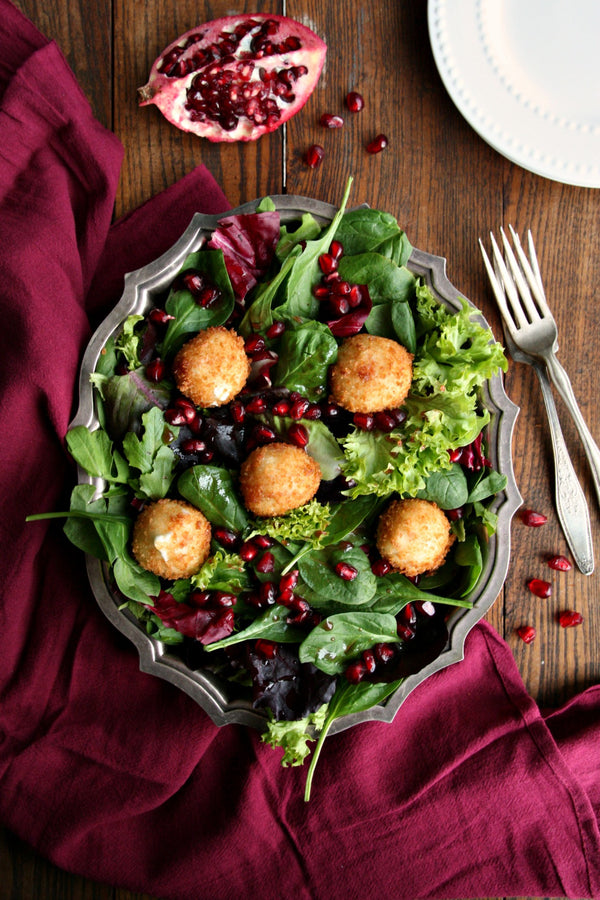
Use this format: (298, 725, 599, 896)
(428, 0, 600, 188)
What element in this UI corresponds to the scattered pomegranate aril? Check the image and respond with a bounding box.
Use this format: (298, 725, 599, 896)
(374, 643, 395, 664)
(213, 591, 237, 608)
(334, 562, 358, 581)
(149, 308, 175, 325)
(272, 399, 291, 416)
(145, 359, 166, 382)
(279, 570, 299, 593)
(520, 508, 548, 527)
(288, 422, 310, 448)
(164, 408, 189, 426)
(289, 398, 310, 419)
(255, 639, 278, 659)
(366, 133, 389, 154)
(558, 610, 584, 628)
(362, 650, 377, 674)
(305, 143, 325, 168)
(373, 411, 397, 433)
(318, 253, 338, 275)
(414, 600, 436, 617)
(397, 623, 415, 641)
(446, 508, 463, 521)
(245, 396, 267, 414)
(371, 558, 392, 577)
(139, 14, 327, 143)
(253, 535, 274, 549)
(213, 527, 239, 549)
(517, 625, 536, 644)
(252, 423, 277, 444)
(320, 113, 344, 128)
(189, 590, 212, 608)
(345, 90, 364, 112)
(229, 400, 245, 424)
(259, 581, 277, 606)
(548, 555, 572, 572)
(239, 541, 259, 562)
(180, 438, 207, 454)
(528, 578, 552, 599)
(245, 334, 266, 354)
(256, 551, 275, 574)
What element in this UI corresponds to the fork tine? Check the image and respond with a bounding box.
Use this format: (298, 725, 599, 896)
(525, 228, 548, 301)
(488, 231, 530, 329)
(500, 227, 540, 323)
(478, 238, 518, 334)
(507, 225, 549, 313)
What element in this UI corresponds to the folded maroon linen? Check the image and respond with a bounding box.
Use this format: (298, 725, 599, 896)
(1, 3, 599, 898)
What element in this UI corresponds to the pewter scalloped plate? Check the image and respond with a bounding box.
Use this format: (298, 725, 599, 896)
(70, 196, 521, 736)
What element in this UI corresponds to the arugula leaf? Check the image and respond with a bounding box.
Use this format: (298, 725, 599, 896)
(238, 246, 301, 337)
(276, 212, 322, 262)
(122, 407, 179, 500)
(66, 426, 130, 484)
(177, 465, 249, 532)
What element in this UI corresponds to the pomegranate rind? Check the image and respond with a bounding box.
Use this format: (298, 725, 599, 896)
(138, 14, 327, 142)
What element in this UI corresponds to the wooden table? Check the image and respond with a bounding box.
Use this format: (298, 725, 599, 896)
(3, 1, 599, 898)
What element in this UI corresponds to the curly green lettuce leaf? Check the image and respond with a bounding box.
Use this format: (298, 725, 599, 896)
(261, 703, 330, 767)
(250, 498, 332, 548)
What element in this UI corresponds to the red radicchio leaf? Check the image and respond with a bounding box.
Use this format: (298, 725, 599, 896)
(208, 211, 280, 301)
(147, 590, 235, 644)
(326, 285, 373, 337)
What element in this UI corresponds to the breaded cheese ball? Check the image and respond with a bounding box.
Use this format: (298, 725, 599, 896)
(376, 498, 455, 578)
(329, 333, 413, 413)
(132, 499, 211, 580)
(172, 326, 250, 407)
(240, 443, 321, 517)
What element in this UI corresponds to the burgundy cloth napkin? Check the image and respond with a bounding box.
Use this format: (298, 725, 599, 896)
(1, 2, 600, 898)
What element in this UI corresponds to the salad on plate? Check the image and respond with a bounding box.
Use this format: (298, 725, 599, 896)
(31, 179, 509, 799)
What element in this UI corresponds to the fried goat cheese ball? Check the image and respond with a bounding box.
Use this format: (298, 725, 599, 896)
(329, 333, 413, 414)
(376, 498, 455, 578)
(240, 443, 322, 517)
(172, 326, 250, 408)
(132, 499, 212, 580)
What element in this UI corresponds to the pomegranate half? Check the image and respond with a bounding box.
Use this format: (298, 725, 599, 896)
(138, 14, 327, 142)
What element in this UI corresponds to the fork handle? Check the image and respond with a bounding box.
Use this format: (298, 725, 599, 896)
(545, 353, 600, 510)
(534, 362, 594, 575)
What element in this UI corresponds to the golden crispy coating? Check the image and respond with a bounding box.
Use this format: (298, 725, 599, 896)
(132, 499, 212, 580)
(240, 442, 322, 517)
(172, 326, 250, 408)
(376, 498, 455, 578)
(329, 333, 413, 413)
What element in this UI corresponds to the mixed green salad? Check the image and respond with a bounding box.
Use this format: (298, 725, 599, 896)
(32, 179, 508, 799)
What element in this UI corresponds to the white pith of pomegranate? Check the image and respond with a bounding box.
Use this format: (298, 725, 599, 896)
(138, 14, 327, 142)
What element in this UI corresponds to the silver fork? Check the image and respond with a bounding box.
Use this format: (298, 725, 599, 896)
(479, 227, 594, 575)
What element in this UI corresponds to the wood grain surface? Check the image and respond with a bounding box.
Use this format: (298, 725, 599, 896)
(3, 1, 599, 898)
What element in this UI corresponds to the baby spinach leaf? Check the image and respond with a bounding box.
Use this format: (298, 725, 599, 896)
(161, 249, 235, 358)
(365, 299, 416, 352)
(205, 605, 302, 651)
(418, 463, 469, 509)
(299, 612, 399, 674)
(333, 208, 405, 256)
(274, 320, 338, 401)
(368, 570, 469, 614)
(62, 483, 112, 561)
(177, 465, 249, 532)
(238, 246, 301, 337)
(98, 368, 171, 440)
(467, 470, 507, 503)
(376, 231, 413, 267)
(298, 546, 377, 608)
(113, 554, 161, 605)
(337, 253, 416, 304)
(324, 495, 381, 544)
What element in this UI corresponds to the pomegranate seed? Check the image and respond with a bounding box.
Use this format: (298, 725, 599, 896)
(245, 334, 266, 354)
(397, 623, 415, 641)
(245, 396, 266, 414)
(181, 438, 206, 454)
(323, 271, 341, 285)
(389, 408, 407, 426)
(329, 240, 344, 260)
(548, 555, 572, 571)
(197, 286, 220, 308)
(558, 610, 584, 628)
(332, 280, 351, 296)
(446, 508, 463, 521)
(313, 284, 330, 299)
(286, 609, 313, 627)
(277, 588, 295, 607)
(371, 559, 392, 577)
(253, 535, 274, 549)
(521, 508, 548, 527)
(145, 359, 166, 382)
(303, 404, 321, 420)
(304, 144, 325, 168)
(414, 600, 436, 617)
(252, 424, 277, 444)
(189, 590, 212, 607)
(259, 581, 277, 607)
(256, 551, 275, 574)
(288, 422, 309, 448)
(279, 570, 299, 592)
(517, 625, 537, 644)
(213, 527, 239, 549)
(320, 402, 341, 419)
(348, 284, 363, 307)
(353, 412, 374, 431)
(345, 91, 364, 112)
(230, 400, 245, 424)
(448, 448, 463, 462)
(318, 253, 338, 275)
(148, 308, 175, 325)
(173, 398, 198, 421)
(334, 562, 358, 581)
(374, 411, 397, 432)
(266, 320, 286, 339)
(374, 643, 395, 664)
(345, 660, 367, 684)
(239, 541, 259, 562)
(398, 603, 416, 625)
(289, 398, 310, 419)
(362, 650, 377, 674)
(272, 399, 291, 416)
(183, 272, 204, 294)
(320, 113, 344, 128)
(255, 639, 278, 659)
(288, 595, 310, 614)
(328, 295, 350, 316)
(199, 449, 214, 464)
(213, 591, 237, 608)
(164, 408, 189, 426)
(366, 134, 389, 154)
(528, 578, 552, 599)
